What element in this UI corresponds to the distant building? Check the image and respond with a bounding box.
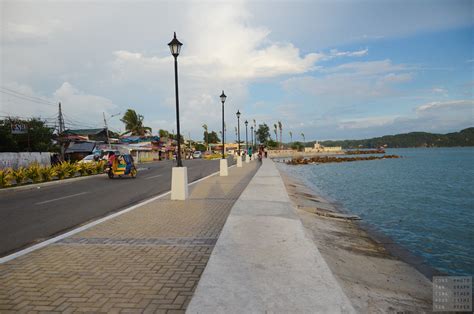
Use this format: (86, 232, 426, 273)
(304, 142, 342, 153)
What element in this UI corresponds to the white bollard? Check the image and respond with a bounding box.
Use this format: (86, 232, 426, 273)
(245, 155, 250, 163)
(171, 167, 188, 200)
(220, 159, 228, 176)
(237, 155, 243, 167)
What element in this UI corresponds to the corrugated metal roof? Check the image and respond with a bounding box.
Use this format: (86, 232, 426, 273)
(65, 142, 96, 153)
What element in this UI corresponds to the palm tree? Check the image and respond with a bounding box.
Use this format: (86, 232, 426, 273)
(273, 123, 278, 143)
(278, 121, 283, 149)
(289, 131, 293, 143)
(301, 132, 305, 144)
(120, 109, 152, 136)
(202, 124, 209, 151)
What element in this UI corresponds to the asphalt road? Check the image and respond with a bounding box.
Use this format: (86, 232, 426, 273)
(0, 158, 234, 257)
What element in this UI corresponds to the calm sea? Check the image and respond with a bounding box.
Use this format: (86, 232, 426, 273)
(277, 147, 474, 276)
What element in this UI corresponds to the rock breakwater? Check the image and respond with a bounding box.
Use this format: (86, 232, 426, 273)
(286, 155, 400, 165)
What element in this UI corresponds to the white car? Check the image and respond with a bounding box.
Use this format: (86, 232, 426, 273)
(78, 154, 97, 163)
(192, 151, 202, 159)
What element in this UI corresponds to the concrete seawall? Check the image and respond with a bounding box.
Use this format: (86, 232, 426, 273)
(187, 158, 355, 313)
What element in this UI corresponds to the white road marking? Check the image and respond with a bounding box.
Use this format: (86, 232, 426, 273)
(1, 167, 226, 264)
(35, 192, 89, 205)
(144, 174, 162, 180)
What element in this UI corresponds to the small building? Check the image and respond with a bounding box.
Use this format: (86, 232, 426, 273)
(304, 142, 342, 153)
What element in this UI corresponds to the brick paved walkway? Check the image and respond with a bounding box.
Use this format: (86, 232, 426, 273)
(0, 162, 259, 313)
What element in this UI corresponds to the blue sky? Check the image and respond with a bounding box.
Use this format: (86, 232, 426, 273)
(1, 0, 473, 141)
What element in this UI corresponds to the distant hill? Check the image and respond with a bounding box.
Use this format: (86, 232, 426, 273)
(317, 128, 474, 149)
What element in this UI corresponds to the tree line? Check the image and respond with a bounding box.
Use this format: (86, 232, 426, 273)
(317, 128, 474, 148)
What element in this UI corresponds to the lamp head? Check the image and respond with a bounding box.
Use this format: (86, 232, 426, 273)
(168, 32, 183, 57)
(220, 91, 227, 103)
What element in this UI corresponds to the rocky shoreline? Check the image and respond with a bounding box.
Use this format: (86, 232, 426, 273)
(286, 154, 400, 165)
(275, 165, 433, 313)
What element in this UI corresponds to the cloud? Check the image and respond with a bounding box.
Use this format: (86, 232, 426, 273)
(1, 81, 119, 130)
(416, 99, 474, 113)
(338, 116, 398, 130)
(329, 48, 368, 57)
(282, 59, 412, 103)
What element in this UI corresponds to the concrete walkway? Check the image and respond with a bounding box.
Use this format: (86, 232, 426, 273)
(0, 161, 259, 313)
(187, 159, 355, 313)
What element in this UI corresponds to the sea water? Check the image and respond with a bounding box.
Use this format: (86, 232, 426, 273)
(278, 148, 474, 276)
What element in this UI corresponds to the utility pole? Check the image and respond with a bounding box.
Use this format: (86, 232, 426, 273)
(103, 112, 110, 148)
(58, 102, 65, 161)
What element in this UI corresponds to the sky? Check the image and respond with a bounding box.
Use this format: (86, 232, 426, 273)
(1, 0, 473, 142)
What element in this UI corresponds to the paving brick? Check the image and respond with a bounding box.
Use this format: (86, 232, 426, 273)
(0, 163, 259, 312)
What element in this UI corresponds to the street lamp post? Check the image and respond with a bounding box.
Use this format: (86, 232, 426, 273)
(251, 126, 254, 153)
(236, 110, 241, 156)
(219, 91, 228, 176)
(245, 120, 248, 152)
(168, 32, 183, 167)
(220, 91, 227, 159)
(168, 32, 187, 200)
(245, 120, 249, 163)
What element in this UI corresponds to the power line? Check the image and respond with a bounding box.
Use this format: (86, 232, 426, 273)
(0, 86, 56, 106)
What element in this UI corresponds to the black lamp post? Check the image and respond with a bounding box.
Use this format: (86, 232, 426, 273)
(236, 110, 241, 156)
(220, 91, 227, 159)
(245, 120, 248, 154)
(253, 120, 257, 148)
(251, 126, 254, 152)
(168, 32, 183, 167)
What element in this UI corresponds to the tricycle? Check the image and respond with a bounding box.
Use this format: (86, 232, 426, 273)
(106, 153, 137, 179)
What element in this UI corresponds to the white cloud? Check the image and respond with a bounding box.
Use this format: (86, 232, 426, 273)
(1, 81, 119, 130)
(282, 59, 412, 102)
(329, 48, 368, 57)
(338, 116, 398, 130)
(416, 100, 474, 114)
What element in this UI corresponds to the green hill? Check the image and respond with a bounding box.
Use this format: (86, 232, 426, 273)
(317, 128, 474, 149)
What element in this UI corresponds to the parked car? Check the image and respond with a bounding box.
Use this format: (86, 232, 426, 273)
(78, 154, 97, 163)
(192, 151, 202, 159)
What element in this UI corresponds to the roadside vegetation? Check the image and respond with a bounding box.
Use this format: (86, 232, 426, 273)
(0, 161, 106, 188)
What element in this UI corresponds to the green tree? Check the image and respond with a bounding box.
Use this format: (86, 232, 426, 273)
(278, 121, 283, 148)
(206, 131, 220, 144)
(289, 131, 293, 143)
(273, 123, 278, 142)
(120, 109, 152, 136)
(267, 139, 278, 148)
(291, 141, 305, 151)
(194, 143, 207, 152)
(0, 118, 56, 152)
(202, 124, 209, 150)
(256, 123, 270, 144)
(159, 129, 169, 138)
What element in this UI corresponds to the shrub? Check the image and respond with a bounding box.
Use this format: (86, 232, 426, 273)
(0, 168, 13, 188)
(39, 166, 56, 182)
(54, 162, 74, 179)
(77, 163, 90, 176)
(11, 167, 28, 185)
(94, 160, 106, 174)
(25, 162, 42, 183)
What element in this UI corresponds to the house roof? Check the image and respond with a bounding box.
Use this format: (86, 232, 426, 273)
(64, 128, 106, 136)
(65, 142, 96, 153)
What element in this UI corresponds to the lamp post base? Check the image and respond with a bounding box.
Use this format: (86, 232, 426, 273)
(237, 155, 243, 167)
(171, 167, 188, 200)
(245, 155, 250, 163)
(220, 159, 228, 176)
